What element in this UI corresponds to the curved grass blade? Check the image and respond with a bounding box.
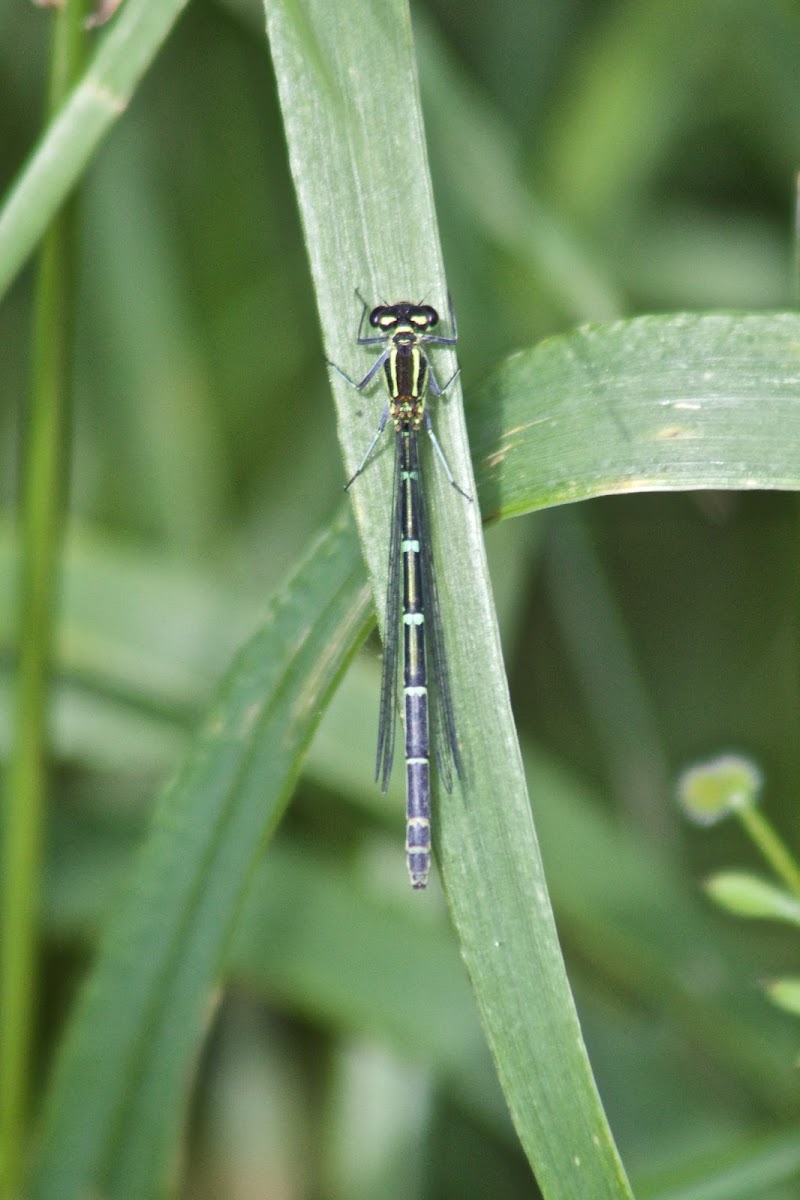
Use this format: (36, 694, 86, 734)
(0, 0, 189, 302)
(264, 0, 633, 1195)
(29, 512, 372, 1200)
(471, 311, 800, 521)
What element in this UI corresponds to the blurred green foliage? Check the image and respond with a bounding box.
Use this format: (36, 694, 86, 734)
(2, 0, 800, 1197)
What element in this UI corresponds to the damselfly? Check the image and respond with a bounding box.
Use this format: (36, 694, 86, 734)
(329, 296, 470, 888)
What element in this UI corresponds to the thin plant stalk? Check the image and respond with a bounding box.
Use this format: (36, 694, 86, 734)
(0, 4, 84, 1194)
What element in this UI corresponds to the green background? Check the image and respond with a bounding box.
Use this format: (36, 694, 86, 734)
(1, 0, 800, 1198)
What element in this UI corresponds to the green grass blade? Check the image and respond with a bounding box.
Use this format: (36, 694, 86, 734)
(0, 5, 85, 1194)
(471, 312, 800, 521)
(28, 512, 372, 1200)
(263, 0, 632, 1196)
(0, 0, 188, 301)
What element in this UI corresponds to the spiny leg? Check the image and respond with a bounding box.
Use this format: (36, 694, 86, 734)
(423, 409, 471, 502)
(344, 404, 390, 490)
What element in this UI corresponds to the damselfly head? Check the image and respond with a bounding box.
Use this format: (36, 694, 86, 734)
(370, 303, 439, 333)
